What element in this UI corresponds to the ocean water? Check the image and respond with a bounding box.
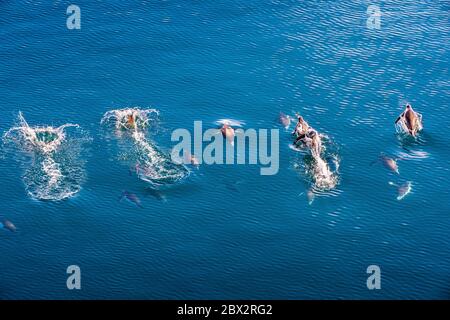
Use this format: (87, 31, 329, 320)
(0, 0, 449, 299)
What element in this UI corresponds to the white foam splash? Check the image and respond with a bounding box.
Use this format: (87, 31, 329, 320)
(396, 150, 430, 160)
(4, 112, 78, 154)
(100, 107, 159, 131)
(215, 119, 245, 127)
(3, 112, 85, 201)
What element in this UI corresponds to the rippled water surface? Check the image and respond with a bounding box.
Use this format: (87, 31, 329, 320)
(0, 1, 449, 299)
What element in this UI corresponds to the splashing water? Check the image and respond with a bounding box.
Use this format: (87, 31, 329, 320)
(42, 157, 62, 187)
(310, 134, 339, 190)
(4, 112, 79, 153)
(132, 130, 189, 187)
(101, 108, 189, 187)
(293, 132, 340, 192)
(100, 107, 159, 131)
(308, 153, 339, 190)
(2, 112, 87, 201)
(396, 149, 430, 160)
(215, 119, 245, 127)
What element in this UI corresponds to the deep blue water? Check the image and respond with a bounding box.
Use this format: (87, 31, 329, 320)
(0, 0, 449, 299)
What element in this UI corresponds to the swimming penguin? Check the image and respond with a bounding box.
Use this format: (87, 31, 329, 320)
(120, 191, 143, 208)
(292, 115, 310, 138)
(1, 220, 17, 232)
(371, 155, 399, 174)
(298, 189, 315, 205)
(220, 124, 235, 146)
(395, 104, 423, 137)
(307, 189, 315, 205)
(389, 181, 412, 200)
(184, 153, 200, 167)
(381, 156, 399, 174)
(279, 112, 291, 129)
(146, 188, 167, 202)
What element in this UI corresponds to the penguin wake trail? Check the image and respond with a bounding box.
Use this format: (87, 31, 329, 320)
(101, 108, 189, 188)
(293, 133, 340, 193)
